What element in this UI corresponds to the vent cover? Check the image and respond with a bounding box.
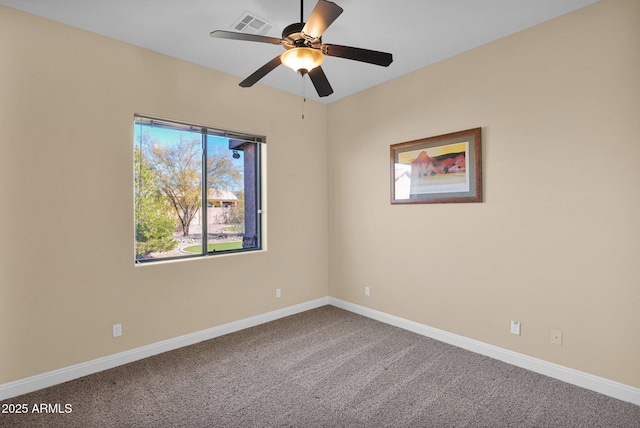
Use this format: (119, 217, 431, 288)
(231, 11, 273, 35)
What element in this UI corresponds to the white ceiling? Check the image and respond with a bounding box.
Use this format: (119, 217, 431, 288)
(1, 0, 598, 103)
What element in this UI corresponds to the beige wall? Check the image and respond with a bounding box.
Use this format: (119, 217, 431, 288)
(1, 0, 639, 391)
(0, 6, 329, 383)
(328, 0, 640, 388)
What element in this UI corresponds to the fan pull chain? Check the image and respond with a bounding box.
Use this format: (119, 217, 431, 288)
(301, 74, 306, 120)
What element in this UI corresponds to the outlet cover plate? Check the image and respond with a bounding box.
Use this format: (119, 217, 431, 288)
(510, 321, 521, 335)
(112, 323, 122, 338)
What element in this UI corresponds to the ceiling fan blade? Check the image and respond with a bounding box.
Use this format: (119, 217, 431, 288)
(302, 0, 344, 39)
(321, 44, 393, 67)
(308, 66, 333, 97)
(239, 56, 283, 87)
(210, 30, 283, 45)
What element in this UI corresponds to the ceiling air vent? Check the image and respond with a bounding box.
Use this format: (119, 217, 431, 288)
(231, 11, 273, 35)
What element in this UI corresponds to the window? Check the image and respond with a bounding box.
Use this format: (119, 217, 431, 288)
(134, 115, 263, 263)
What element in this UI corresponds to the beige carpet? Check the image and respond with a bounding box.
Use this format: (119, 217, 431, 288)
(1, 306, 638, 427)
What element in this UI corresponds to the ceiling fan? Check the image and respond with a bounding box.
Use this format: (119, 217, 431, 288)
(210, 0, 393, 97)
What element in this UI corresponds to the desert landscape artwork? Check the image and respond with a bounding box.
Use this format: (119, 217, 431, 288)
(391, 128, 482, 204)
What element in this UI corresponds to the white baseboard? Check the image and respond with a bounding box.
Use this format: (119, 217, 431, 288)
(0, 297, 330, 401)
(329, 297, 640, 406)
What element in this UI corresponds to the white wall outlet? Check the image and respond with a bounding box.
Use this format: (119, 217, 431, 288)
(364, 286, 370, 296)
(112, 323, 122, 338)
(510, 320, 521, 335)
(276, 288, 281, 298)
(551, 329, 563, 346)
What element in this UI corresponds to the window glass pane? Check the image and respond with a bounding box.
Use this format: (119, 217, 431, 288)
(206, 136, 244, 252)
(134, 121, 203, 261)
(237, 142, 260, 250)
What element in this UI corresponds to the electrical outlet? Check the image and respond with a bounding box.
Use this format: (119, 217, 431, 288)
(364, 286, 370, 296)
(510, 321, 521, 335)
(551, 330, 562, 346)
(112, 323, 122, 338)
(276, 288, 281, 298)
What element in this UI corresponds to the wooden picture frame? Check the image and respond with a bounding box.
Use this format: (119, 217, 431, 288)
(390, 128, 482, 204)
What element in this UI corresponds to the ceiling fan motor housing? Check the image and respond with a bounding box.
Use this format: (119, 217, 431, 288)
(282, 22, 321, 50)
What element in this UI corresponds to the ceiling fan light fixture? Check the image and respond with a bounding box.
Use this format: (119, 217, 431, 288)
(281, 47, 324, 73)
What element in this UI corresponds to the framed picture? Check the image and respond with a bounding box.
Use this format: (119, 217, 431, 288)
(390, 128, 482, 204)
